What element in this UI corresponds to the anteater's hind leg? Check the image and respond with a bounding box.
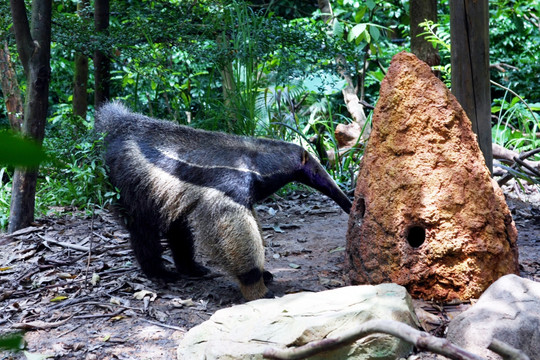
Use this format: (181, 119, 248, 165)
(165, 218, 210, 277)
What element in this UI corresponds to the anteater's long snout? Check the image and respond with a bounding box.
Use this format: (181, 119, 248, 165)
(299, 152, 352, 214)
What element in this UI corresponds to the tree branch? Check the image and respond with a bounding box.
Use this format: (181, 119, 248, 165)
(9, 0, 34, 73)
(0, 41, 24, 131)
(336, 55, 368, 134)
(488, 339, 530, 360)
(263, 319, 487, 360)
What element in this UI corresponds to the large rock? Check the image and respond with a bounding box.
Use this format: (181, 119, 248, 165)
(446, 274, 540, 359)
(346, 52, 519, 301)
(177, 284, 418, 360)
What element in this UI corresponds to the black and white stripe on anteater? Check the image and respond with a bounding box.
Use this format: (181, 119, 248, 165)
(95, 101, 351, 300)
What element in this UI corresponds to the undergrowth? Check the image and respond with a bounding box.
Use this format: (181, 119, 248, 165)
(0, 114, 118, 230)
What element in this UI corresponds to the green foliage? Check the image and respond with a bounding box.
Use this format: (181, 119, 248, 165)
(0, 115, 116, 229)
(37, 115, 118, 215)
(492, 95, 540, 152)
(418, 20, 452, 85)
(0, 168, 12, 228)
(2, 0, 539, 225)
(416, 9, 539, 159)
(214, 2, 270, 135)
(490, 1, 540, 102)
(0, 332, 24, 352)
(0, 132, 47, 168)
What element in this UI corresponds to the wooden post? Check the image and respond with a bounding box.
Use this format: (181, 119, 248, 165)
(450, 0, 493, 172)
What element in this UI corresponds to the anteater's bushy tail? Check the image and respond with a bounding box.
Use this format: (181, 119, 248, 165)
(94, 101, 132, 134)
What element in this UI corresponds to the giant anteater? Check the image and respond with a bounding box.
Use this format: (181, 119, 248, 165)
(95, 101, 351, 300)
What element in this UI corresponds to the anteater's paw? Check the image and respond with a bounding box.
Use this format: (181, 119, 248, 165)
(144, 268, 181, 283)
(179, 262, 211, 278)
(263, 270, 274, 285)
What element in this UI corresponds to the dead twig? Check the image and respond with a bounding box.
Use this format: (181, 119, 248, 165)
(262, 319, 507, 360)
(12, 316, 73, 330)
(513, 157, 540, 178)
(73, 308, 126, 320)
(139, 318, 186, 332)
(494, 145, 540, 186)
(85, 206, 96, 288)
(38, 234, 91, 252)
(490, 62, 519, 73)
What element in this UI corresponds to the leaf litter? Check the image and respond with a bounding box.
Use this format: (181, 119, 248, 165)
(0, 191, 538, 359)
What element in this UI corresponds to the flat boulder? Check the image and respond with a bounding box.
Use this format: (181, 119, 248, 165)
(346, 51, 519, 301)
(446, 274, 540, 359)
(177, 284, 418, 360)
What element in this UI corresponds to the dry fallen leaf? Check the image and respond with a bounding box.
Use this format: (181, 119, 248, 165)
(91, 272, 100, 285)
(171, 298, 195, 308)
(133, 290, 157, 301)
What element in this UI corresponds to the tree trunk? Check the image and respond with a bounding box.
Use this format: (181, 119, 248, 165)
(216, 33, 238, 129)
(74, 52, 89, 118)
(450, 0, 492, 172)
(410, 0, 440, 67)
(8, 0, 53, 233)
(73, 0, 90, 119)
(0, 40, 24, 131)
(94, 0, 110, 107)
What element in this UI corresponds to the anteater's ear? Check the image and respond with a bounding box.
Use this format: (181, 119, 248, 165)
(301, 149, 310, 165)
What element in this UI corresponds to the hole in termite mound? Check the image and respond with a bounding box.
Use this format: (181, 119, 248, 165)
(406, 225, 426, 248)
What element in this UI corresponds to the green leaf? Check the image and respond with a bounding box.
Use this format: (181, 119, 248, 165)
(0, 332, 24, 351)
(333, 20, 344, 39)
(369, 42, 378, 54)
(511, 13, 524, 33)
(366, 0, 376, 11)
(348, 23, 366, 42)
(528, 103, 540, 111)
(509, 96, 520, 107)
(354, 7, 367, 23)
(363, 29, 371, 44)
(369, 26, 380, 42)
(0, 132, 47, 168)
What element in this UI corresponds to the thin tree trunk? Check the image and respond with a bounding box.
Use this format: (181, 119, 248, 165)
(410, 0, 440, 67)
(94, 0, 110, 107)
(74, 52, 89, 118)
(73, 0, 90, 119)
(0, 40, 23, 131)
(450, 0, 492, 172)
(8, 0, 53, 233)
(217, 33, 238, 128)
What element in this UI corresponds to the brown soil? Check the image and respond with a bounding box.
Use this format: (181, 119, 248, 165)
(1, 189, 539, 360)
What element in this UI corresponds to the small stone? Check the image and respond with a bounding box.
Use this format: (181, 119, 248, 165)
(345, 51, 519, 301)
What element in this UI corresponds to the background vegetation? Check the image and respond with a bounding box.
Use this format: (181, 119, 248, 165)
(0, 0, 539, 229)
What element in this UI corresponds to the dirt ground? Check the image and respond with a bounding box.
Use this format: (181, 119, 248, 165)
(1, 184, 539, 360)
